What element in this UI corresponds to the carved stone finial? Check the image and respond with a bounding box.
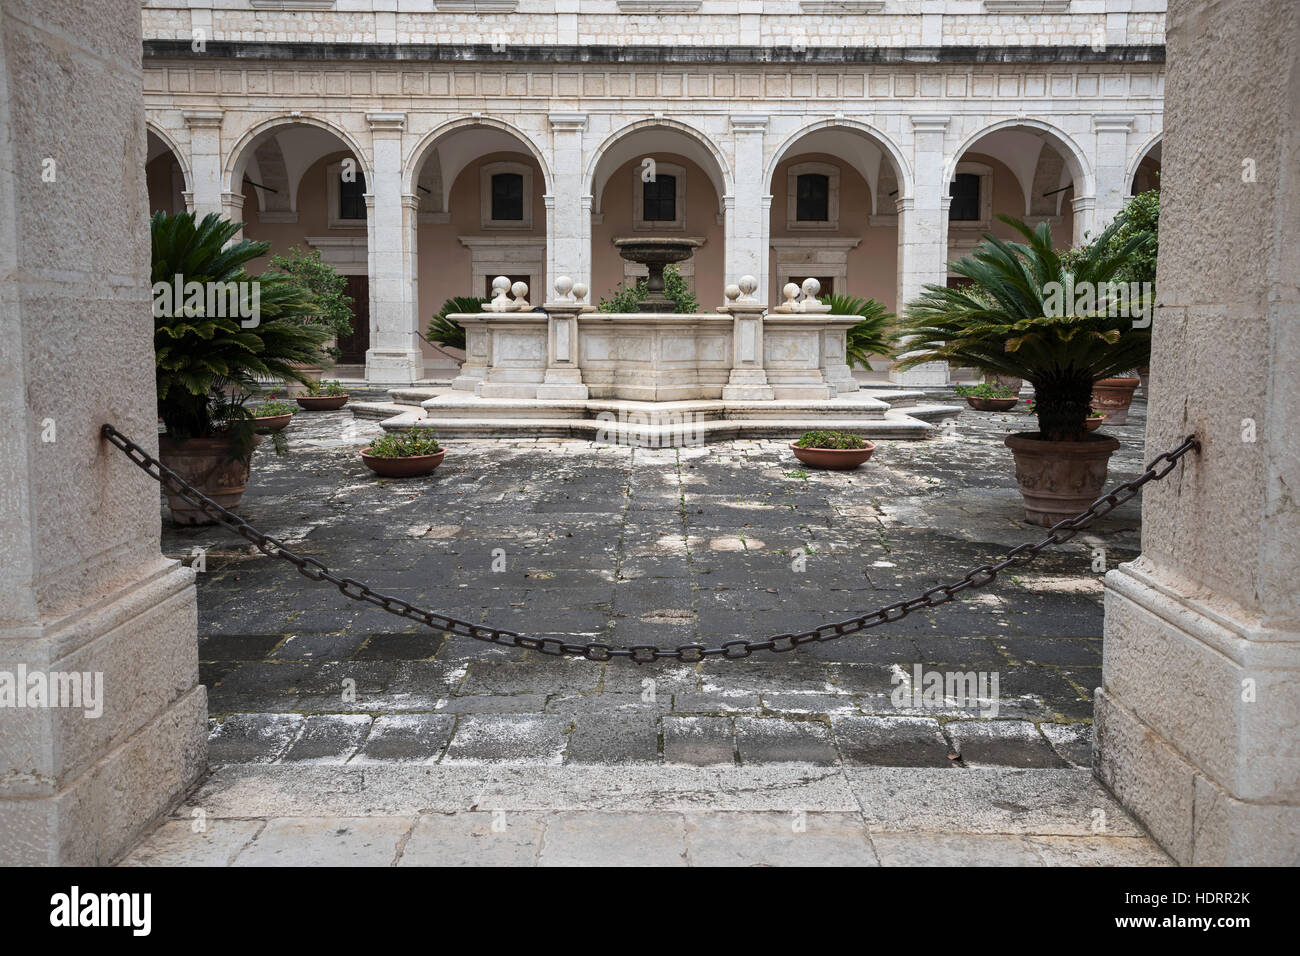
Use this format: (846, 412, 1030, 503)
(572, 281, 589, 303)
(511, 281, 530, 309)
(799, 277, 831, 313)
(724, 283, 741, 303)
(554, 275, 574, 302)
(737, 275, 758, 302)
(801, 277, 821, 300)
(483, 275, 513, 311)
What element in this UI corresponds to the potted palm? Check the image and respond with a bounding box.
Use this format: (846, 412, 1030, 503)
(361, 428, 445, 478)
(153, 211, 332, 524)
(790, 430, 876, 469)
(895, 215, 1152, 526)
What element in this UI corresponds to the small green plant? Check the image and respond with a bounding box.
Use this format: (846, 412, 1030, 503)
(251, 397, 295, 417)
(598, 265, 699, 313)
(954, 382, 1016, 399)
(427, 295, 488, 350)
(794, 430, 870, 450)
(366, 428, 442, 458)
(305, 378, 347, 397)
(1088, 408, 1106, 419)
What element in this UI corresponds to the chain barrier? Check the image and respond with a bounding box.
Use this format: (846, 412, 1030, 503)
(101, 423, 1199, 663)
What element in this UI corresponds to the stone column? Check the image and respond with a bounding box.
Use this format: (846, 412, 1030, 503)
(891, 115, 950, 386)
(1095, 0, 1300, 865)
(221, 189, 245, 239)
(182, 109, 224, 219)
(547, 113, 589, 289)
(727, 114, 770, 304)
(1092, 113, 1136, 232)
(0, 0, 207, 865)
(364, 111, 422, 385)
(720, 277, 774, 401)
(537, 278, 592, 400)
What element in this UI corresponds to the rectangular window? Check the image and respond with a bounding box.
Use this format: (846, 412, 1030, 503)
(643, 174, 677, 222)
(338, 170, 367, 221)
(491, 173, 524, 222)
(949, 173, 981, 221)
(796, 173, 830, 222)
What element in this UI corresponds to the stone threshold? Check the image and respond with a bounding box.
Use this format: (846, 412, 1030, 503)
(120, 765, 1173, 866)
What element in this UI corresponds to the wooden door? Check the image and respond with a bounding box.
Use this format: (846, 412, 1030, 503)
(336, 275, 370, 365)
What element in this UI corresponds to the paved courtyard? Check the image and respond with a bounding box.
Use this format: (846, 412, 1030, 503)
(132, 391, 1170, 865)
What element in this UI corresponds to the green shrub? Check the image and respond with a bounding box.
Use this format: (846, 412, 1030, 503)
(366, 429, 442, 458)
(598, 265, 698, 313)
(794, 430, 870, 450)
(954, 382, 1016, 399)
(821, 294, 895, 369)
(251, 398, 296, 417)
(266, 246, 355, 360)
(305, 378, 347, 397)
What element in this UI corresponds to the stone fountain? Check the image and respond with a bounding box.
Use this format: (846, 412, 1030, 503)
(612, 237, 703, 312)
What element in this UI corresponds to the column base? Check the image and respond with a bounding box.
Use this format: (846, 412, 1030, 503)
(535, 367, 589, 400)
(1096, 560, 1300, 865)
(722, 368, 774, 401)
(364, 349, 424, 386)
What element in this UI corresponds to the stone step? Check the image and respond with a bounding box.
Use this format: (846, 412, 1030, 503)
(376, 411, 936, 441)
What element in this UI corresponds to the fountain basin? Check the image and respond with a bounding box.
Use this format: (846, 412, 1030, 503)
(612, 237, 703, 312)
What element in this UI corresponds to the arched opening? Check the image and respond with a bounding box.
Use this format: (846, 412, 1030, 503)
(408, 121, 549, 373)
(587, 122, 728, 308)
(1130, 137, 1162, 195)
(945, 123, 1092, 278)
(766, 124, 906, 368)
(226, 120, 371, 372)
(145, 128, 189, 216)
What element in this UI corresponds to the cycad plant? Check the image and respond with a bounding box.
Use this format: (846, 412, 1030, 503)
(894, 214, 1153, 441)
(426, 295, 488, 351)
(821, 293, 895, 369)
(152, 212, 333, 453)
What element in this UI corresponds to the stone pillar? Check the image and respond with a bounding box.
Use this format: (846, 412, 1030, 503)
(221, 189, 245, 239)
(182, 109, 224, 219)
(727, 114, 770, 304)
(364, 111, 422, 385)
(0, 0, 207, 865)
(720, 277, 774, 401)
(891, 115, 950, 386)
(1095, 0, 1300, 866)
(537, 277, 592, 400)
(547, 113, 589, 289)
(1092, 113, 1136, 232)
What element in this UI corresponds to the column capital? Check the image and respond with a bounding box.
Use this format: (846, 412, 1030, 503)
(182, 109, 223, 129)
(730, 114, 770, 134)
(549, 112, 588, 132)
(366, 111, 407, 133)
(911, 115, 951, 134)
(1093, 113, 1136, 133)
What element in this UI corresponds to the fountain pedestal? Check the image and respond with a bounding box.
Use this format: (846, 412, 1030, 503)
(612, 238, 703, 312)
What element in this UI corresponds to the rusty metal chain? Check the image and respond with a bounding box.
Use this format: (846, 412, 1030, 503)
(101, 423, 1199, 664)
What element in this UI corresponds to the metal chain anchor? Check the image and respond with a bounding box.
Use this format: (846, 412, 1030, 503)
(101, 423, 1199, 663)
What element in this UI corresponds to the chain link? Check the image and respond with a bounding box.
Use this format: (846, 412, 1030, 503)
(101, 424, 1199, 663)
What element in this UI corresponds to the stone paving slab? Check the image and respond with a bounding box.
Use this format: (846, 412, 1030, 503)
(120, 764, 1170, 866)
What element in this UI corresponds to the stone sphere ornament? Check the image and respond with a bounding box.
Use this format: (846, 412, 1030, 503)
(738, 275, 758, 301)
(801, 277, 822, 299)
(572, 282, 589, 302)
(783, 282, 800, 304)
(724, 283, 741, 302)
(492, 276, 511, 296)
(554, 275, 574, 301)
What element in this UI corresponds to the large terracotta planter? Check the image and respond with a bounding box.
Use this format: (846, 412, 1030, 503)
(253, 413, 293, 433)
(296, 394, 349, 411)
(965, 396, 1019, 412)
(1091, 377, 1140, 425)
(1004, 432, 1121, 527)
(790, 441, 876, 470)
(361, 447, 445, 478)
(157, 434, 257, 525)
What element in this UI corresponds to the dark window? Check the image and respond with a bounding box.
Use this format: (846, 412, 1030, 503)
(491, 173, 524, 221)
(796, 173, 830, 221)
(642, 174, 677, 222)
(949, 173, 981, 221)
(338, 169, 367, 221)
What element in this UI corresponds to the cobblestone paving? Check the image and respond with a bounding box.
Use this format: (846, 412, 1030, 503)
(163, 392, 1150, 771)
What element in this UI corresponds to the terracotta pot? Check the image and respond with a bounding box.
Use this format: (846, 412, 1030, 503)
(296, 394, 349, 411)
(1085, 416, 1104, 432)
(1004, 432, 1121, 527)
(253, 413, 293, 433)
(361, 447, 445, 478)
(790, 441, 876, 470)
(157, 434, 258, 525)
(965, 396, 1020, 412)
(1091, 377, 1140, 425)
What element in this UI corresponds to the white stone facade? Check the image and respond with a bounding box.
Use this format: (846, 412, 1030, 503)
(142, 0, 1166, 384)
